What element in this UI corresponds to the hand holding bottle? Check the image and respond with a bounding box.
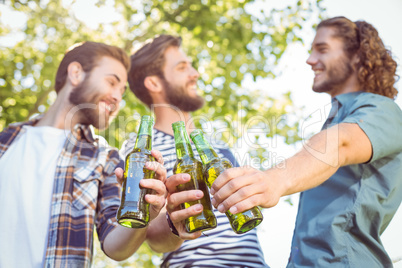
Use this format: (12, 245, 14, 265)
(114, 148, 167, 224)
(164, 173, 204, 240)
(210, 166, 283, 215)
(115, 150, 166, 184)
(171, 121, 217, 233)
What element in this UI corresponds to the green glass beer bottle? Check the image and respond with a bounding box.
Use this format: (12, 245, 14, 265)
(117, 115, 155, 228)
(190, 129, 263, 234)
(172, 121, 217, 233)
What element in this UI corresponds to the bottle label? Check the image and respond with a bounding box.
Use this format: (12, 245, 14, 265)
(125, 155, 146, 203)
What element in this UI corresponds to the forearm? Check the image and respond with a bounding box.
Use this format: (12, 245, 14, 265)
(103, 225, 148, 261)
(277, 123, 371, 196)
(274, 133, 341, 197)
(146, 210, 184, 253)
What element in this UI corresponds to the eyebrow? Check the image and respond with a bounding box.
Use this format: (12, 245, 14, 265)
(175, 59, 192, 66)
(312, 42, 329, 49)
(107, 74, 121, 82)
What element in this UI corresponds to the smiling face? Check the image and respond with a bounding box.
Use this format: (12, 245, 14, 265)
(160, 46, 204, 112)
(69, 56, 127, 130)
(307, 27, 355, 97)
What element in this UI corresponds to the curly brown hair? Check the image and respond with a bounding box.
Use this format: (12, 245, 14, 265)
(318, 16, 399, 99)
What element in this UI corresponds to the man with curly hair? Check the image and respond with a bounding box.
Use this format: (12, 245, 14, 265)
(210, 16, 402, 267)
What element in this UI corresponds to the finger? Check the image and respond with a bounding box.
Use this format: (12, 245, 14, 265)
(145, 161, 167, 183)
(140, 179, 167, 195)
(179, 230, 202, 240)
(145, 193, 166, 208)
(211, 172, 253, 208)
(227, 194, 266, 215)
(169, 204, 203, 223)
(210, 166, 250, 195)
(167, 190, 204, 210)
(151, 150, 164, 165)
(114, 167, 124, 185)
(214, 182, 262, 213)
(165, 173, 191, 193)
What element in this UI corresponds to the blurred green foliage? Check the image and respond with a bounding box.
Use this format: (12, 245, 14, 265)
(0, 0, 324, 267)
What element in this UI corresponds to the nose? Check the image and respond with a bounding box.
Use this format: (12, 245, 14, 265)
(111, 87, 123, 104)
(189, 66, 199, 79)
(306, 52, 317, 66)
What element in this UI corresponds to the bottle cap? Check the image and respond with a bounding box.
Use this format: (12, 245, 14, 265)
(141, 115, 154, 123)
(190, 129, 203, 139)
(172, 121, 185, 129)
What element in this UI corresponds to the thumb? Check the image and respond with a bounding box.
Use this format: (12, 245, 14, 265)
(114, 167, 124, 185)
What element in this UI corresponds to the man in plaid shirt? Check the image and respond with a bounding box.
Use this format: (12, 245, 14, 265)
(0, 41, 167, 267)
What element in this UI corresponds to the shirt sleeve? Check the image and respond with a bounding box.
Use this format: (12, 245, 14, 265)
(120, 134, 137, 159)
(96, 148, 124, 251)
(341, 95, 402, 162)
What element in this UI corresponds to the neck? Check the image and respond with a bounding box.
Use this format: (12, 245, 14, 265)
(153, 105, 195, 136)
(329, 73, 360, 98)
(35, 88, 80, 130)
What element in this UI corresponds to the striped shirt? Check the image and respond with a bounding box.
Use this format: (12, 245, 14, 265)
(0, 116, 122, 267)
(121, 128, 268, 268)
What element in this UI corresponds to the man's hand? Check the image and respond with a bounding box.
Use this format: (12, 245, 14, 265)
(114, 149, 168, 221)
(210, 166, 282, 215)
(165, 173, 204, 240)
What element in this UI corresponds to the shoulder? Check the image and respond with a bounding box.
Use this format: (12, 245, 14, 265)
(349, 92, 401, 113)
(0, 121, 28, 145)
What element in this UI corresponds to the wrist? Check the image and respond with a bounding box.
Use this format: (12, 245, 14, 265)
(165, 212, 179, 237)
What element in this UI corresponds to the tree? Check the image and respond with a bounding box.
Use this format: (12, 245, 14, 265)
(0, 0, 324, 266)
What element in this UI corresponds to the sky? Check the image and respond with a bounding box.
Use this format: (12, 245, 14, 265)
(257, 0, 402, 267)
(1, 0, 401, 267)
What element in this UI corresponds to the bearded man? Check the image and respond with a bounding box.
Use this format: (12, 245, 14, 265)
(119, 35, 269, 268)
(210, 16, 402, 267)
(0, 41, 167, 267)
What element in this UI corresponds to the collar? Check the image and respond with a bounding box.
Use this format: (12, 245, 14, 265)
(332, 91, 364, 107)
(9, 114, 97, 144)
(73, 124, 97, 144)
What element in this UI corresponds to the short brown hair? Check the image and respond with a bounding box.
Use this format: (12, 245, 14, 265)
(55, 41, 130, 93)
(128, 35, 182, 107)
(318, 16, 398, 99)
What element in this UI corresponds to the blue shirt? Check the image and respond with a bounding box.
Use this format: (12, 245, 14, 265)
(288, 92, 402, 267)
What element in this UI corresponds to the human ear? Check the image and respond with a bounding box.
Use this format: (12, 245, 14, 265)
(144, 76, 163, 93)
(351, 52, 360, 67)
(67, 61, 85, 86)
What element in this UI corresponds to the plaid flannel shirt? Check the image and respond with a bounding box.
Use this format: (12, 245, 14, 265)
(0, 117, 123, 267)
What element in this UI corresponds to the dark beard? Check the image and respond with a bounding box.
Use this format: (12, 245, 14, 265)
(161, 78, 205, 112)
(69, 77, 107, 129)
(313, 55, 354, 93)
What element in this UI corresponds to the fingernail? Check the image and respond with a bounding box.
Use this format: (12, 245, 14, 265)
(218, 204, 225, 213)
(211, 198, 216, 207)
(196, 191, 203, 198)
(210, 188, 215, 195)
(194, 204, 203, 212)
(229, 206, 238, 214)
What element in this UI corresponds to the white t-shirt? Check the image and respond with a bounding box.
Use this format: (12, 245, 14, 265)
(0, 126, 68, 268)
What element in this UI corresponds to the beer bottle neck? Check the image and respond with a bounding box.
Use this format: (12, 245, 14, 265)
(173, 126, 194, 160)
(134, 118, 153, 150)
(190, 131, 219, 165)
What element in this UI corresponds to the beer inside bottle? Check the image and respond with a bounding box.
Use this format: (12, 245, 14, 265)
(172, 121, 217, 233)
(190, 129, 263, 234)
(117, 115, 155, 228)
